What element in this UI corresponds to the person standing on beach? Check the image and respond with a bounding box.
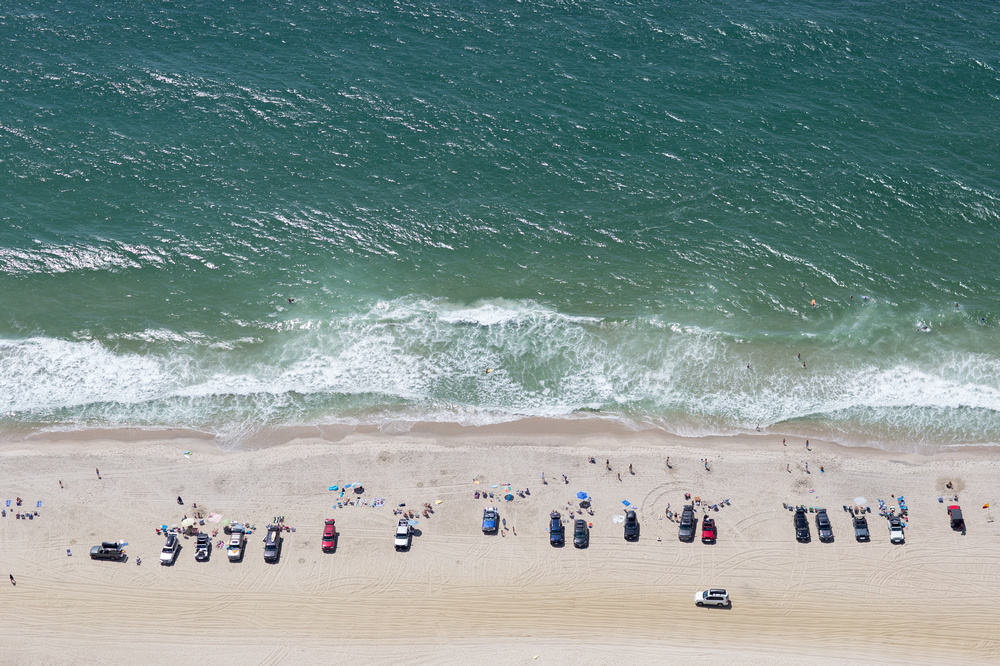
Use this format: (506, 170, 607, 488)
(9, 574, 14, 585)
(629, 463, 633, 475)
(617, 472, 621, 481)
(95, 468, 100, 479)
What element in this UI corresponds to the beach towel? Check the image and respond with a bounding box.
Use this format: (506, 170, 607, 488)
(36, 501, 42, 507)
(4, 500, 9, 507)
(622, 500, 631, 507)
(328, 486, 338, 491)
(207, 513, 222, 523)
(373, 498, 385, 507)
(612, 515, 625, 523)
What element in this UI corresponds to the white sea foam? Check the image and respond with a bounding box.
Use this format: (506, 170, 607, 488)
(2, 298, 999, 449)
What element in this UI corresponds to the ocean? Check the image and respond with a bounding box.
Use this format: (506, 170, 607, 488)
(2, 0, 999, 450)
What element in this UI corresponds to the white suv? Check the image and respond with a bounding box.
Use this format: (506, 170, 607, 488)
(695, 589, 730, 607)
(888, 516, 905, 544)
(159, 533, 180, 565)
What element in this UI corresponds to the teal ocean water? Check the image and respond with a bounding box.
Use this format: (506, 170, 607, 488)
(2, 1, 999, 449)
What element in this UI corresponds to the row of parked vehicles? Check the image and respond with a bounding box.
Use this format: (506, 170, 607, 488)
(546, 509, 641, 548)
(793, 507, 904, 544)
(92, 523, 287, 566)
(158, 523, 285, 564)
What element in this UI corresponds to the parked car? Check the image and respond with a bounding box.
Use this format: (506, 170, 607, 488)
(194, 533, 211, 561)
(623, 509, 639, 541)
(159, 533, 180, 565)
(794, 508, 810, 542)
(816, 509, 834, 542)
(549, 511, 565, 546)
(394, 518, 412, 551)
(948, 505, 965, 532)
(573, 519, 589, 548)
(482, 507, 499, 534)
(678, 505, 696, 542)
(227, 525, 246, 562)
(263, 525, 282, 562)
(853, 515, 870, 542)
(90, 541, 125, 561)
(888, 516, 905, 544)
(701, 517, 717, 544)
(322, 519, 336, 552)
(694, 589, 731, 607)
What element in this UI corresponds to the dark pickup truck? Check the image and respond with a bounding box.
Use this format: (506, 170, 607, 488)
(948, 505, 965, 532)
(90, 542, 125, 561)
(853, 515, 870, 542)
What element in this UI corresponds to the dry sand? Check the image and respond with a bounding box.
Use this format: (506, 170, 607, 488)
(1, 423, 999, 665)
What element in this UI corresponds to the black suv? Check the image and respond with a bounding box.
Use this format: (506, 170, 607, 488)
(623, 510, 639, 541)
(549, 511, 565, 546)
(678, 505, 696, 542)
(794, 508, 811, 542)
(573, 519, 589, 548)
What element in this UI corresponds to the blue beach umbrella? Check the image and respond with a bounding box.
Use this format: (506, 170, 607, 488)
(576, 492, 589, 500)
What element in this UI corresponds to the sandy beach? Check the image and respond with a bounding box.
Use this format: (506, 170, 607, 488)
(2, 422, 999, 665)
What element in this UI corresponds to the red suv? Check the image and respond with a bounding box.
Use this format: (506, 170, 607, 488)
(322, 519, 336, 552)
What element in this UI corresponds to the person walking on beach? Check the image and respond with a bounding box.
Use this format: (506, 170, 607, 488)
(606, 459, 610, 470)
(9, 574, 14, 585)
(806, 440, 810, 450)
(95, 468, 100, 479)
(666, 457, 671, 468)
(629, 463, 634, 475)
(541, 472, 546, 484)
(805, 462, 809, 473)
(787, 463, 790, 472)
(617, 472, 621, 482)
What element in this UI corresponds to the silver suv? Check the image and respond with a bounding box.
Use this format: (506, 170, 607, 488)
(263, 525, 282, 562)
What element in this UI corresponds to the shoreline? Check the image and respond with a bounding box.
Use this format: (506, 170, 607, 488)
(8, 417, 1000, 460)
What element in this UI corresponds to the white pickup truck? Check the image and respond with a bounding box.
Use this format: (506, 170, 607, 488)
(394, 518, 412, 551)
(227, 525, 246, 561)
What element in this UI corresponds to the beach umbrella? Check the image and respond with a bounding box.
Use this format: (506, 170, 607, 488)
(576, 492, 589, 500)
(181, 518, 195, 527)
